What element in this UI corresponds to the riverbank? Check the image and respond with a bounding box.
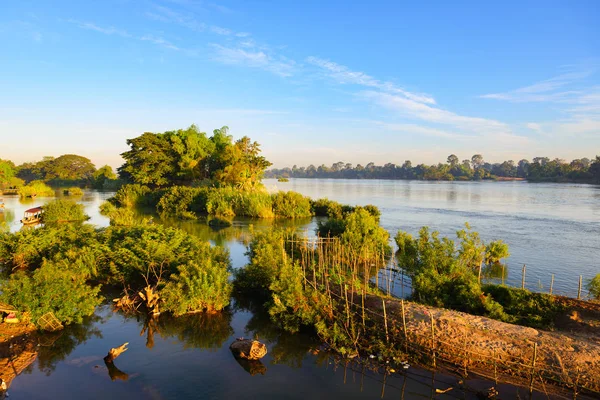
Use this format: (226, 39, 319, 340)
(0, 322, 38, 388)
(360, 292, 600, 397)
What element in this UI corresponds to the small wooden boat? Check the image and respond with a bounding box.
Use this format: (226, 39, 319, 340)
(21, 206, 44, 225)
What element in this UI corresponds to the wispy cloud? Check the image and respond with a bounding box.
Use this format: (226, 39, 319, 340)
(362, 91, 510, 135)
(68, 19, 132, 38)
(147, 4, 247, 37)
(68, 19, 194, 53)
(210, 44, 295, 77)
(306, 56, 436, 104)
(481, 69, 594, 102)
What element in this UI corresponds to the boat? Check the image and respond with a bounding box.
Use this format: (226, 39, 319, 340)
(21, 206, 44, 225)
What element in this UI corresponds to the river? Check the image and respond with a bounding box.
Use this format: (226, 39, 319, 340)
(0, 180, 597, 399)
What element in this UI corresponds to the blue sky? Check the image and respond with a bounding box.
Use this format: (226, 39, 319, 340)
(1, 0, 599, 169)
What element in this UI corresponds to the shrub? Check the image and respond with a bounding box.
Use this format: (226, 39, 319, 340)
(311, 198, 344, 218)
(112, 184, 161, 208)
(483, 284, 563, 328)
(99, 201, 137, 226)
(233, 229, 291, 296)
(64, 187, 84, 196)
(587, 274, 600, 300)
(42, 199, 89, 223)
(17, 180, 55, 198)
(206, 187, 236, 218)
(234, 190, 274, 218)
(0, 261, 102, 325)
(271, 191, 312, 218)
(162, 248, 232, 315)
(157, 186, 209, 219)
(0, 224, 100, 272)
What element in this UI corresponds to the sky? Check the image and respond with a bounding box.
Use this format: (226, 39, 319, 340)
(1, 0, 599, 169)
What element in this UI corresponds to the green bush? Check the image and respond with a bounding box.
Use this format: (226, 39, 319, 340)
(271, 191, 312, 218)
(0, 261, 102, 325)
(42, 199, 89, 223)
(64, 187, 84, 196)
(17, 180, 55, 198)
(233, 229, 288, 296)
(112, 184, 161, 208)
(311, 198, 343, 218)
(99, 201, 138, 226)
(483, 284, 563, 328)
(234, 190, 274, 218)
(587, 274, 600, 300)
(157, 186, 209, 219)
(206, 187, 236, 218)
(162, 249, 232, 315)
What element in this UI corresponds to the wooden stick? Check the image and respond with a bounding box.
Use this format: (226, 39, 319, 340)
(522, 264, 526, 290)
(529, 342, 538, 394)
(401, 299, 408, 352)
(431, 314, 436, 368)
(382, 298, 389, 343)
(578, 275, 583, 300)
(550, 274, 554, 295)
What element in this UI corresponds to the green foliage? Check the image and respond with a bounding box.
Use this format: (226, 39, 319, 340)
(233, 229, 288, 296)
(311, 198, 343, 218)
(43, 154, 96, 182)
(162, 251, 232, 315)
(395, 226, 506, 319)
(0, 159, 16, 187)
(205, 187, 274, 218)
(93, 165, 118, 189)
(0, 261, 102, 325)
(587, 273, 600, 300)
(157, 186, 209, 219)
(17, 180, 55, 198)
(64, 187, 84, 196)
(340, 208, 391, 260)
(215, 136, 272, 190)
(0, 224, 101, 273)
(485, 240, 510, 266)
(119, 132, 178, 187)
(42, 199, 89, 223)
(271, 191, 312, 218)
(206, 187, 236, 218)
(482, 285, 563, 328)
(111, 184, 158, 208)
(99, 201, 138, 226)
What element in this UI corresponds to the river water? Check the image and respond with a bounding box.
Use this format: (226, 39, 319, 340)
(0, 180, 597, 399)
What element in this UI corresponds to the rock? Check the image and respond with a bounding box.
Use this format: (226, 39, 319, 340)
(229, 339, 267, 360)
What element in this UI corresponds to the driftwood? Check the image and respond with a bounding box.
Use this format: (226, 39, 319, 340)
(104, 342, 129, 363)
(139, 286, 161, 315)
(103, 343, 130, 382)
(229, 339, 267, 360)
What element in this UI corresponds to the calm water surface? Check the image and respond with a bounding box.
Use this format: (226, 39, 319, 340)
(0, 181, 597, 399)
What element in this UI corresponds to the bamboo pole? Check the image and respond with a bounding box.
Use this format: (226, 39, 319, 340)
(380, 370, 387, 399)
(578, 275, 583, 300)
(382, 298, 389, 343)
(550, 274, 554, 295)
(344, 284, 350, 328)
(529, 342, 538, 394)
(361, 288, 366, 328)
(401, 299, 408, 352)
(478, 261, 482, 284)
(522, 265, 526, 289)
(431, 314, 436, 368)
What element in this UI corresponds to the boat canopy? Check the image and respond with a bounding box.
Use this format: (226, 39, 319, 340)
(24, 207, 43, 215)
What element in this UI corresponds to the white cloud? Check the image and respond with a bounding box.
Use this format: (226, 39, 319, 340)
(361, 91, 510, 135)
(210, 44, 295, 77)
(67, 20, 131, 38)
(306, 56, 436, 104)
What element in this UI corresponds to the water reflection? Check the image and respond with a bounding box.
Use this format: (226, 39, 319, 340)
(36, 314, 104, 375)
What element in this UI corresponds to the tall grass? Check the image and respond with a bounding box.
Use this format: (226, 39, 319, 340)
(271, 191, 312, 218)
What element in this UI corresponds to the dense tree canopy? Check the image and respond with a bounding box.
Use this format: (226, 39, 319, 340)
(0, 159, 16, 187)
(118, 125, 271, 189)
(267, 154, 600, 183)
(13, 155, 97, 185)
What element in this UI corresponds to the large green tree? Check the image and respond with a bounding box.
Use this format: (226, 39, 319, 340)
(169, 125, 215, 181)
(0, 159, 16, 186)
(44, 154, 96, 181)
(120, 132, 178, 187)
(216, 136, 272, 190)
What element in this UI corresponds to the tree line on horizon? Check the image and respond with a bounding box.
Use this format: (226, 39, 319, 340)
(265, 154, 600, 183)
